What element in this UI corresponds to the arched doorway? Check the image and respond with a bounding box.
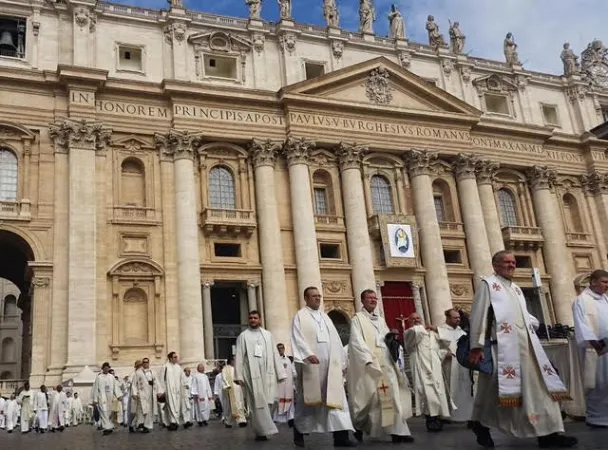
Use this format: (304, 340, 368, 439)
(0, 230, 34, 381)
(328, 309, 350, 345)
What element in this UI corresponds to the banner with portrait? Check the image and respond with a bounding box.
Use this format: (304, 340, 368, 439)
(387, 223, 415, 258)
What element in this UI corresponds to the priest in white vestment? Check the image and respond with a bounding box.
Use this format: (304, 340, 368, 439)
(235, 310, 286, 441)
(222, 357, 248, 428)
(72, 393, 83, 426)
(91, 362, 123, 435)
(573, 268, 608, 428)
(5, 395, 18, 433)
(438, 308, 474, 423)
(158, 352, 190, 430)
(49, 385, 67, 431)
(213, 368, 224, 422)
(469, 251, 577, 448)
(33, 386, 49, 432)
(16, 382, 34, 433)
(0, 396, 6, 429)
(182, 368, 194, 427)
(348, 289, 414, 444)
(192, 363, 213, 426)
(292, 286, 355, 448)
(132, 357, 158, 432)
(273, 343, 295, 425)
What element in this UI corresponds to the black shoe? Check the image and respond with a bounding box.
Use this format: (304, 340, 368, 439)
(239, 422, 248, 428)
(425, 416, 443, 432)
(392, 435, 414, 444)
(129, 426, 135, 433)
(102, 429, 113, 435)
(288, 419, 294, 428)
(538, 434, 578, 448)
(203, 421, 208, 426)
(467, 421, 475, 429)
(40, 430, 46, 434)
(169, 423, 179, 431)
(333, 430, 357, 447)
(7, 430, 12, 433)
(472, 422, 494, 448)
(354, 430, 363, 442)
(225, 424, 233, 428)
(141, 428, 150, 433)
(255, 436, 269, 441)
(58, 426, 64, 432)
(294, 427, 305, 447)
(184, 422, 193, 429)
(198, 421, 203, 427)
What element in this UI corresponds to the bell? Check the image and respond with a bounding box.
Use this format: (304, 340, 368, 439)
(0, 31, 16, 50)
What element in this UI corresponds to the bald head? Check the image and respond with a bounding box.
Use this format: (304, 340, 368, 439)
(408, 313, 422, 326)
(197, 363, 205, 373)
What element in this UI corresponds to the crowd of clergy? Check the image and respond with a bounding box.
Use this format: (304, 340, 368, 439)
(3, 250, 608, 447)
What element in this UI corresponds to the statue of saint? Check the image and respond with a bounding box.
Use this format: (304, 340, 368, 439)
(449, 21, 465, 54)
(504, 32, 521, 65)
(388, 4, 405, 40)
(323, 0, 340, 28)
(359, 0, 375, 34)
(426, 15, 446, 49)
(278, 0, 291, 20)
(561, 43, 579, 77)
(167, 0, 183, 7)
(246, 0, 262, 20)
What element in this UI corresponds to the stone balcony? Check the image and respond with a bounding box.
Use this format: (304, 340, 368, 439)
(111, 206, 158, 225)
(201, 208, 256, 237)
(438, 221, 465, 238)
(314, 214, 345, 231)
(501, 226, 544, 250)
(566, 231, 594, 247)
(0, 315, 20, 329)
(0, 200, 31, 221)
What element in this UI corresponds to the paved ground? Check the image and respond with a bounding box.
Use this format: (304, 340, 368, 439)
(0, 418, 606, 450)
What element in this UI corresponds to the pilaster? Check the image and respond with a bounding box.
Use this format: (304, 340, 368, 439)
(164, 7, 190, 80)
(70, 1, 97, 66)
(202, 280, 214, 359)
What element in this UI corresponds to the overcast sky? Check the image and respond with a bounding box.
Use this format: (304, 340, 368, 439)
(115, 0, 607, 75)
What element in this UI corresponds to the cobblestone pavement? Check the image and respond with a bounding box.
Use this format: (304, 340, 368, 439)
(0, 418, 606, 450)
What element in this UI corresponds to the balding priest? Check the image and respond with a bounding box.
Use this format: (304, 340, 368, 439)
(348, 289, 414, 444)
(468, 250, 577, 448)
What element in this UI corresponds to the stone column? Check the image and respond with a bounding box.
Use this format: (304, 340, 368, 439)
(283, 137, 322, 299)
(336, 143, 376, 307)
(375, 280, 385, 318)
(49, 119, 111, 376)
(202, 281, 214, 360)
(527, 166, 576, 325)
(247, 282, 258, 313)
(581, 172, 608, 267)
(411, 281, 426, 323)
(476, 160, 505, 255)
(29, 275, 52, 386)
(155, 130, 205, 364)
(404, 150, 451, 325)
(249, 139, 290, 346)
(452, 154, 493, 283)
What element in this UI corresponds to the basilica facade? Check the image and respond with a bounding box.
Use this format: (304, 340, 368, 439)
(1, 0, 608, 386)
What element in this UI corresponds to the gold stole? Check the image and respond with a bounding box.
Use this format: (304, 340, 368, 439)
(358, 312, 395, 427)
(222, 366, 239, 418)
(581, 292, 600, 390)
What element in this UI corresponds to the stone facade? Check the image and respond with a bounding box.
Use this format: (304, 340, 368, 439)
(1, 1, 608, 385)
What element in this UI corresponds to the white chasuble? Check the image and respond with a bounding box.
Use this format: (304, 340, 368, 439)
(159, 362, 187, 425)
(91, 373, 122, 431)
(273, 355, 295, 423)
(191, 372, 213, 422)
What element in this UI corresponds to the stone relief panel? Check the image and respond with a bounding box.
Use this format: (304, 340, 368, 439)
(119, 232, 150, 257)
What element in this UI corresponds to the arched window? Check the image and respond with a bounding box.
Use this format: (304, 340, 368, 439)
(312, 169, 335, 216)
(563, 193, 584, 232)
(0, 149, 18, 201)
(209, 166, 236, 209)
(432, 179, 454, 222)
(498, 189, 518, 226)
(120, 158, 146, 206)
(370, 175, 394, 215)
(1, 337, 15, 363)
(3, 294, 17, 316)
(123, 288, 148, 344)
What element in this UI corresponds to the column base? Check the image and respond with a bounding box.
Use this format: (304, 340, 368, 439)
(28, 372, 45, 387)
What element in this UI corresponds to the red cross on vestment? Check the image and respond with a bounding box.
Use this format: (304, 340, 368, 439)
(543, 364, 555, 376)
(492, 282, 502, 291)
(503, 366, 517, 379)
(500, 322, 512, 334)
(379, 382, 389, 395)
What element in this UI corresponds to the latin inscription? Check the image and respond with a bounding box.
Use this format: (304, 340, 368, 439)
(174, 105, 283, 125)
(69, 90, 95, 106)
(96, 100, 168, 118)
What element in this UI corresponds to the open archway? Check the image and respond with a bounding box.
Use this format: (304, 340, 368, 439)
(327, 309, 350, 345)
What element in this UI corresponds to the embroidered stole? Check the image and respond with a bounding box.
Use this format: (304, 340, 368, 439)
(222, 366, 239, 418)
(485, 274, 570, 406)
(357, 312, 395, 427)
(278, 357, 293, 414)
(579, 290, 600, 390)
(296, 308, 344, 409)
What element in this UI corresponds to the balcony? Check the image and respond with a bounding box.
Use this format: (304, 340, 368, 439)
(112, 206, 158, 225)
(0, 315, 20, 329)
(566, 232, 594, 247)
(201, 208, 256, 237)
(438, 221, 465, 237)
(314, 214, 345, 231)
(501, 226, 544, 250)
(0, 200, 31, 221)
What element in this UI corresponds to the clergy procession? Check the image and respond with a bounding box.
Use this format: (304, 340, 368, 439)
(2, 251, 608, 447)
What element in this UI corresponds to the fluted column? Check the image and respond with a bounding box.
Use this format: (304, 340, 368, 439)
(404, 150, 451, 325)
(476, 160, 505, 255)
(202, 281, 214, 359)
(527, 166, 576, 325)
(336, 142, 376, 308)
(155, 130, 205, 364)
(452, 154, 493, 283)
(283, 137, 322, 299)
(581, 172, 608, 267)
(250, 139, 290, 346)
(49, 119, 111, 376)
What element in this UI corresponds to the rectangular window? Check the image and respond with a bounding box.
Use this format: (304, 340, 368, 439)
(541, 104, 560, 126)
(305, 62, 325, 80)
(319, 243, 341, 259)
(485, 94, 510, 115)
(0, 16, 26, 59)
(515, 255, 532, 268)
(214, 243, 241, 258)
(434, 196, 445, 222)
(443, 249, 462, 264)
(203, 54, 237, 80)
(314, 188, 328, 216)
(118, 45, 143, 72)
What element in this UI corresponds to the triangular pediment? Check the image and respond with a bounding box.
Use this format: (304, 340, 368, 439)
(281, 57, 481, 116)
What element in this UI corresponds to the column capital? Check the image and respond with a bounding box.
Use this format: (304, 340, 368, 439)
(452, 153, 481, 181)
(375, 280, 385, 289)
(475, 159, 500, 186)
(527, 165, 557, 191)
(581, 171, 608, 196)
(404, 149, 439, 177)
(202, 280, 215, 289)
(49, 119, 111, 153)
(336, 142, 368, 171)
(247, 281, 259, 289)
(155, 130, 203, 162)
(249, 138, 282, 168)
(31, 277, 51, 288)
(283, 136, 316, 166)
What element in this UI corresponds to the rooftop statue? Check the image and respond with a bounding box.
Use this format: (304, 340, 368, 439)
(560, 43, 579, 77)
(324, 0, 340, 28)
(388, 4, 405, 40)
(581, 40, 608, 87)
(246, 0, 262, 20)
(278, 0, 291, 20)
(504, 32, 521, 65)
(449, 21, 465, 54)
(426, 15, 446, 49)
(167, 0, 183, 7)
(359, 0, 376, 34)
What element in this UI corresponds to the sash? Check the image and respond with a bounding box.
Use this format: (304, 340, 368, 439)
(221, 366, 239, 419)
(578, 290, 600, 390)
(357, 312, 395, 427)
(296, 308, 344, 409)
(485, 274, 570, 406)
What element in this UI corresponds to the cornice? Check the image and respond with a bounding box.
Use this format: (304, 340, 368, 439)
(162, 79, 279, 106)
(472, 120, 554, 141)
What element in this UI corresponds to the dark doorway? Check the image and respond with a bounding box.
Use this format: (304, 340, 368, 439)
(211, 284, 246, 360)
(328, 310, 350, 345)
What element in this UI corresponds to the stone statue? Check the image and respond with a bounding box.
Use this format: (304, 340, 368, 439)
(246, 0, 262, 20)
(167, 0, 183, 7)
(323, 0, 340, 28)
(504, 32, 521, 65)
(449, 20, 465, 54)
(560, 43, 579, 77)
(388, 4, 405, 40)
(426, 15, 446, 49)
(278, 0, 291, 20)
(359, 0, 375, 34)
(581, 40, 608, 87)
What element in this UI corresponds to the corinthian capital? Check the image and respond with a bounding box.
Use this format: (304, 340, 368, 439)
(249, 138, 282, 168)
(154, 130, 203, 161)
(452, 153, 481, 181)
(403, 149, 439, 177)
(581, 171, 608, 195)
(282, 137, 316, 166)
(48, 119, 111, 153)
(527, 165, 557, 191)
(475, 159, 500, 186)
(335, 142, 368, 171)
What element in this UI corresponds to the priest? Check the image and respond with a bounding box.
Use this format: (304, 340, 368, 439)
(16, 382, 34, 433)
(132, 357, 158, 432)
(273, 343, 295, 425)
(158, 352, 190, 431)
(235, 310, 286, 441)
(191, 363, 214, 426)
(469, 250, 577, 448)
(71, 392, 83, 426)
(183, 367, 194, 428)
(404, 313, 452, 432)
(573, 268, 608, 428)
(48, 384, 67, 432)
(32, 385, 49, 433)
(91, 362, 123, 435)
(221, 356, 248, 428)
(291, 286, 355, 447)
(348, 289, 414, 444)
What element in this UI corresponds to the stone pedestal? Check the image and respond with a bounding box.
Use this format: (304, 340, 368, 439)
(476, 160, 505, 255)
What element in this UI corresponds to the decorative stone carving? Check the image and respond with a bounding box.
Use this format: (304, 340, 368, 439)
(449, 21, 465, 54)
(404, 149, 439, 177)
(460, 66, 471, 82)
(581, 171, 608, 195)
(504, 32, 521, 65)
(74, 7, 96, 32)
(246, 0, 262, 20)
(283, 136, 315, 166)
(32, 277, 50, 288)
(32, 21, 40, 36)
(252, 33, 265, 53)
(322, 280, 348, 296)
(249, 138, 281, 167)
(441, 59, 454, 76)
(336, 142, 368, 171)
(581, 40, 608, 87)
(278, 0, 291, 20)
(365, 67, 393, 105)
(168, 0, 183, 7)
(475, 160, 500, 186)
(452, 153, 480, 180)
(324, 0, 340, 28)
(561, 43, 580, 77)
(388, 4, 405, 40)
(49, 119, 112, 153)
(359, 0, 376, 34)
(331, 41, 344, 59)
(527, 165, 557, 191)
(399, 51, 412, 68)
(164, 22, 187, 44)
(566, 85, 588, 103)
(154, 130, 203, 161)
(279, 33, 297, 54)
(426, 15, 446, 50)
(450, 284, 468, 297)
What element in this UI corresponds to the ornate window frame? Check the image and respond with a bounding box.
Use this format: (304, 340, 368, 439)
(114, 41, 146, 75)
(188, 31, 252, 84)
(473, 74, 518, 118)
(363, 153, 405, 217)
